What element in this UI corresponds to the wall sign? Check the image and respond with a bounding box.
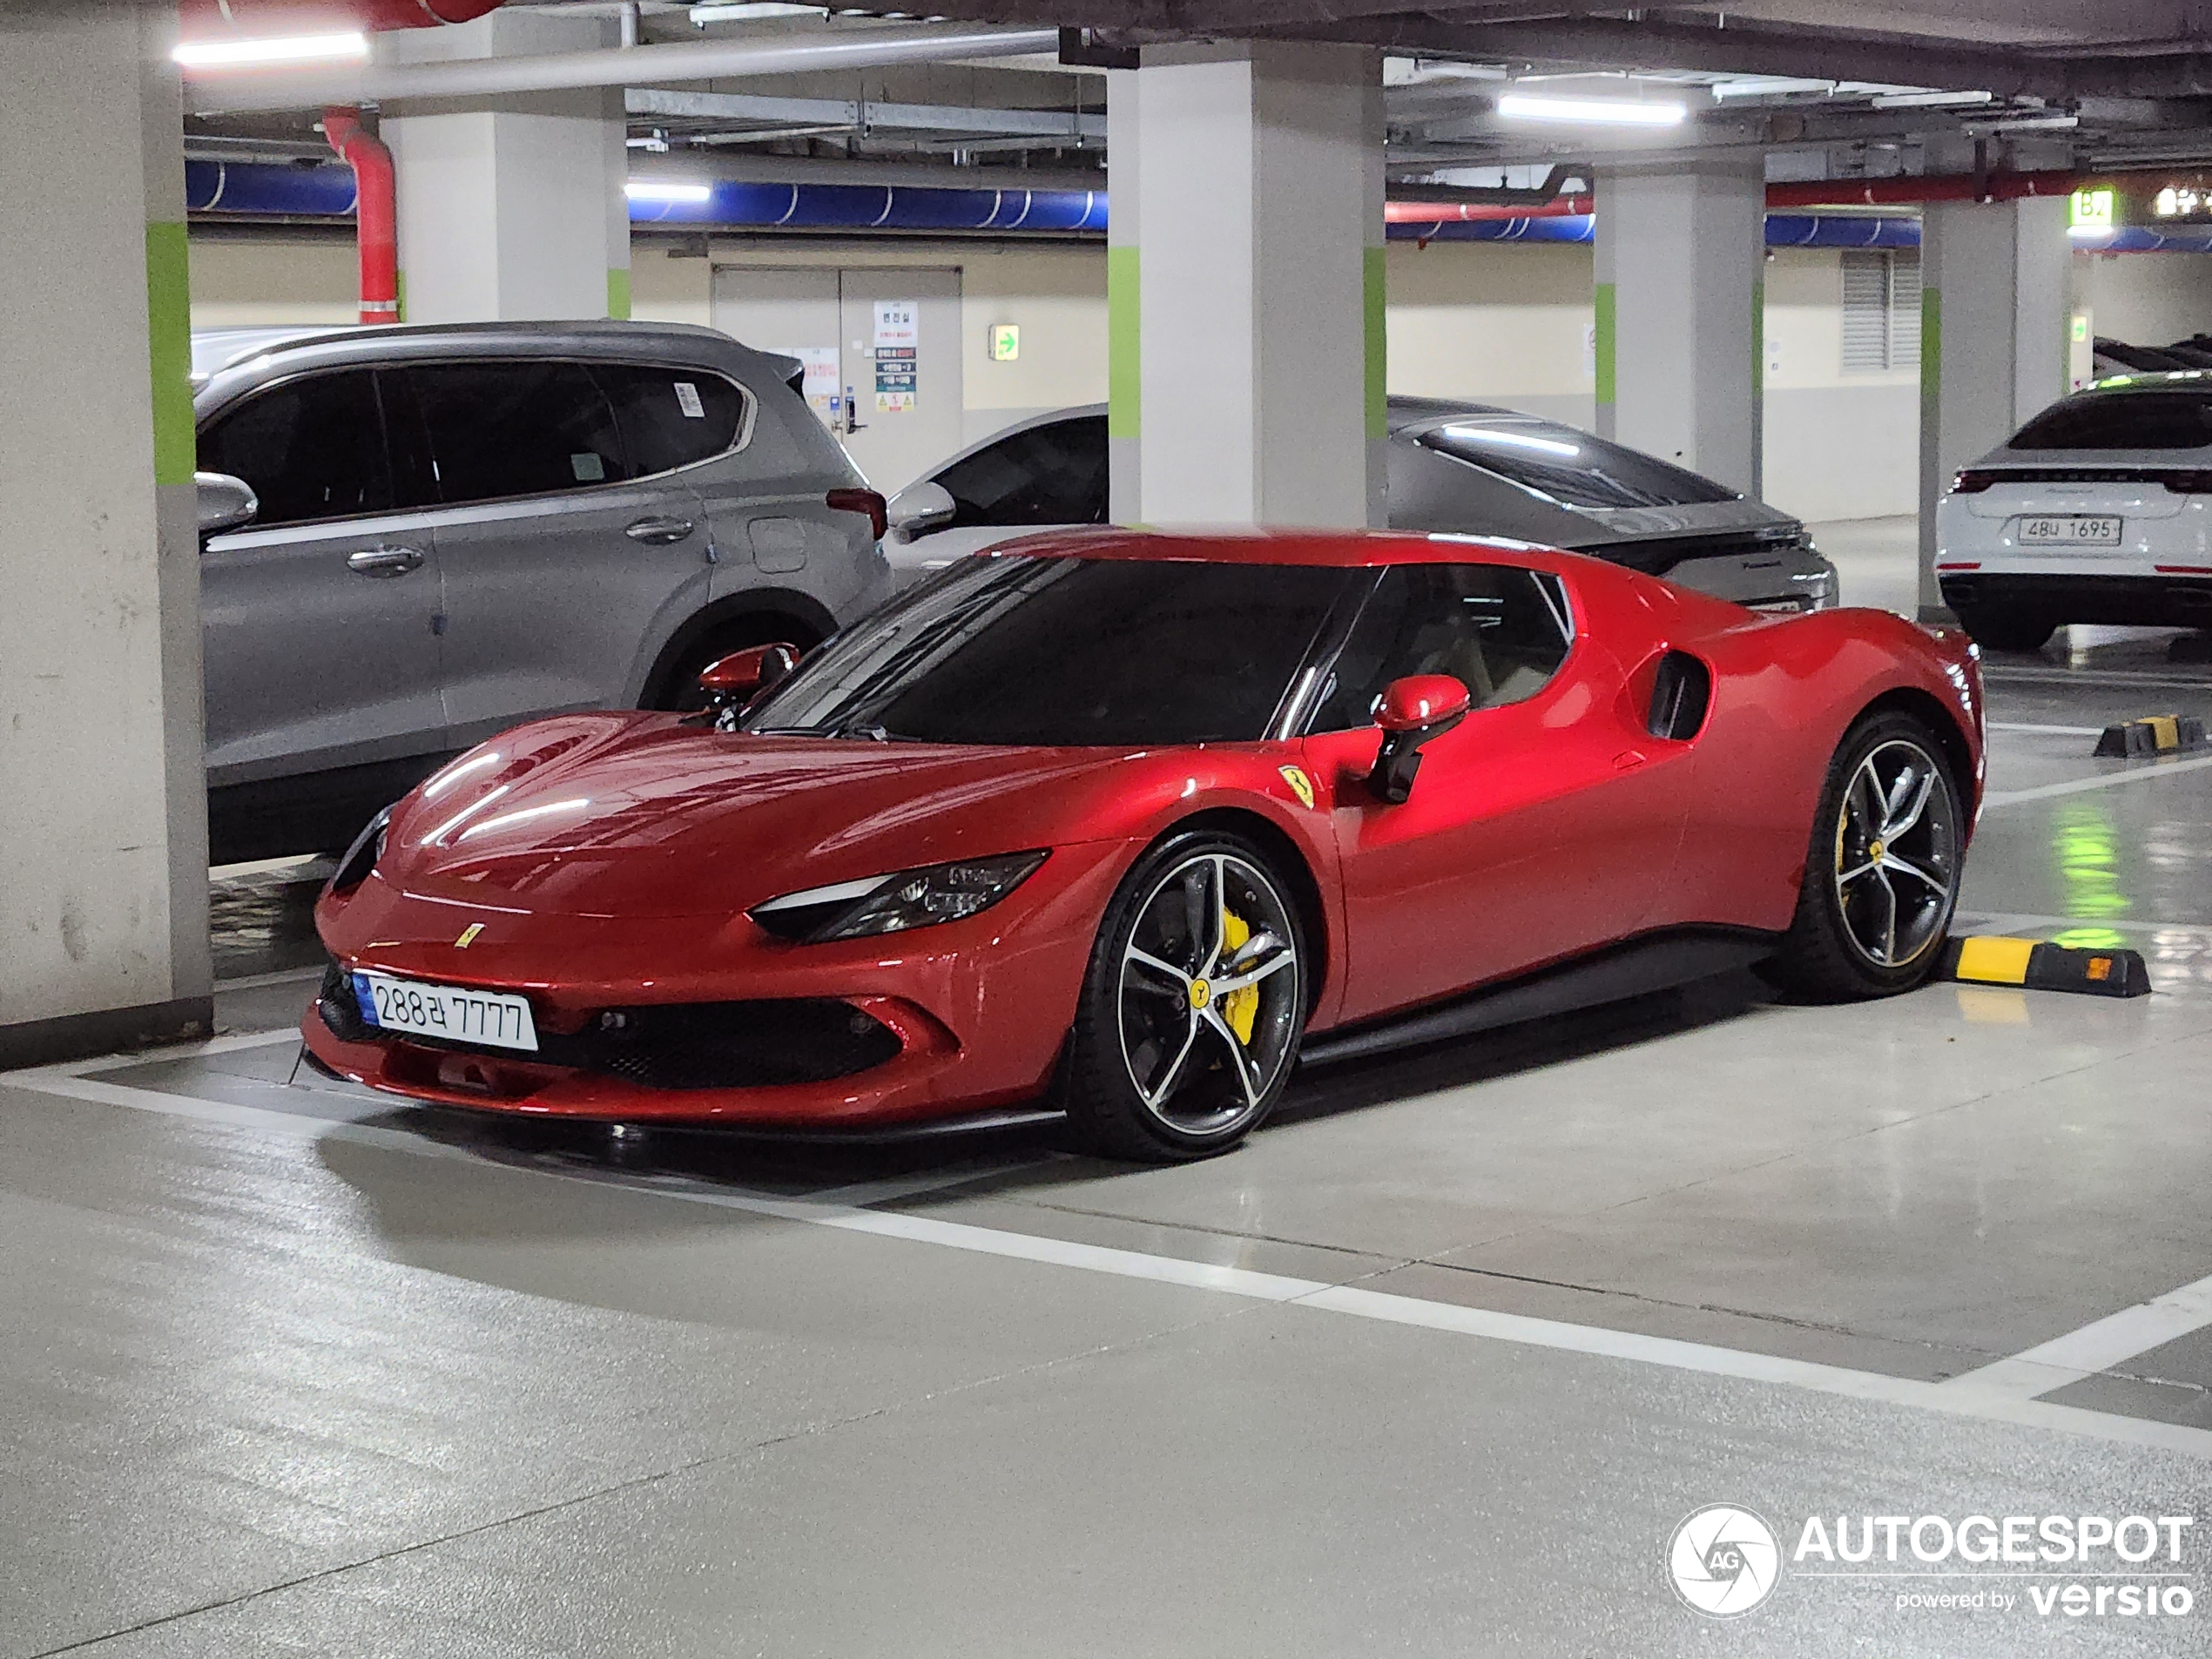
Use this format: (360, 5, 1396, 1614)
(2070, 186, 2115, 232)
(989, 323, 1021, 362)
(873, 298, 919, 413)
(767, 345, 842, 429)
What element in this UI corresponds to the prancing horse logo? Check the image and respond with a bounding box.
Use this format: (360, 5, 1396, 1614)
(455, 923, 486, 948)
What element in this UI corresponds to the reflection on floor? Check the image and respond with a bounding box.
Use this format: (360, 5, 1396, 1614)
(7, 632, 2212, 1657)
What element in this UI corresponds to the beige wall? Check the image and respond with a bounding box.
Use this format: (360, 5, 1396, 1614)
(190, 235, 356, 326)
(2074, 248, 2212, 347)
(1763, 247, 1920, 523)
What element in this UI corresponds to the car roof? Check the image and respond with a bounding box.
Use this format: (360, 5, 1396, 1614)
(973, 526, 1575, 570)
(190, 318, 786, 383)
(2083, 368, 2212, 393)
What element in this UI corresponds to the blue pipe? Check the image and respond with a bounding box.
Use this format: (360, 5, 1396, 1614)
(186, 160, 2212, 252)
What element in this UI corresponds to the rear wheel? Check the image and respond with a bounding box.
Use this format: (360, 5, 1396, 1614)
(649, 617, 821, 713)
(1060, 833, 1306, 1162)
(1956, 608, 2056, 653)
(1764, 712, 1964, 1000)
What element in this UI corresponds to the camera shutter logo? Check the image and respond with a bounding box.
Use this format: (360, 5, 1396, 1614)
(1669, 1506, 1781, 1616)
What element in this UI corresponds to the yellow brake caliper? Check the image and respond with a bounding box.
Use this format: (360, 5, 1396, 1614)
(1219, 907, 1258, 1044)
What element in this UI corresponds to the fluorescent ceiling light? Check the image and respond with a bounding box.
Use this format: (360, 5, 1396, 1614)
(625, 180, 713, 203)
(1496, 93, 1686, 127)
(691, 2, 829, 18)
(1445, 425, 1580, 457)
(1869, 89, 1993, 110)
(173, 31, 368, 69)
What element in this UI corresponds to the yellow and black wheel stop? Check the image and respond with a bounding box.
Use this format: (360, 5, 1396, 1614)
(1939, 935, 2151, 998)
(2093, 715, 2208, 758)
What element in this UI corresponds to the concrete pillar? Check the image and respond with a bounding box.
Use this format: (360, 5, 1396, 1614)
(1594, 159, 1764, 496)
(1918, 196, 2071, 617)
(1120, 41, 1385, 528)
(0, 4, 212, 1066)
(383, 10, 630, 324)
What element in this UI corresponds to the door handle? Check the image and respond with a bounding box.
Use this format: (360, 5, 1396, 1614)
(346, 544, 425, 577)
(625, 516, 697, 546)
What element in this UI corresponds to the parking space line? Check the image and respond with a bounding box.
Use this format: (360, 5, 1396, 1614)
(1954, 910, 2212, 937)
(12, 1065, 2212, 1463)
(1986, 722, 2105, 736)
(1940, 1271, 2212, 1404)
(214, 965, 323, 992)
(1982, 751, 2212, 808)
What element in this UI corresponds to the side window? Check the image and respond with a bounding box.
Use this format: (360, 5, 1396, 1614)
(1310, 563, 1573, 732)
(404, 361, 628, 506)
(593, 363, 747, 475)
(196, 370, 390, 529)
(936, 415, 1109, 529)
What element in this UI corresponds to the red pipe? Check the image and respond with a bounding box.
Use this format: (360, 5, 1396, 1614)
(1389, 168, 2121, 224)
(322, 107, 399, 325)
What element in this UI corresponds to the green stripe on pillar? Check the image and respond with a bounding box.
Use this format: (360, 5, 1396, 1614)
(1920, 285, 1942, 404)
(145, 221, 193, 488)
(607, 266, 632, 320)
(1108, 245, 1140, 441)
(1363, 245, 1387, 442)
(395, 269, 407, 324)
(1594, 280, 1616, 408)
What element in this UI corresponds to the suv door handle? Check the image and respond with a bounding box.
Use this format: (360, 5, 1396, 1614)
(625, 516, 697, 545)
(345, 545, 425, 577)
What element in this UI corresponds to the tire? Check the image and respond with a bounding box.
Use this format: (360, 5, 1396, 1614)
(1059, 831, 1308, 1162)
(1764, 711, 1966, 1001)
(1956, 608, 2056, 654)
(648, 617, 821, 713)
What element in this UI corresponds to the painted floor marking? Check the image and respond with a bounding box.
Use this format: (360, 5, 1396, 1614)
(1981, 751, 2212, 808)
(1953, 910, 2212, 938)
(1941, 1271, 2212, 1403)
(1986, 722, 2106, 737)
(10, 1063, 2212, 1464)
(213, 965, 323, 993)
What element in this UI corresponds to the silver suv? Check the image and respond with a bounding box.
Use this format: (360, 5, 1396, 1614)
(192, 320, 891, 862)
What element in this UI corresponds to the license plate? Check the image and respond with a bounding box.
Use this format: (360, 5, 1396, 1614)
(2018, 516, 2122, 545)
(353, 972, 539, 1052)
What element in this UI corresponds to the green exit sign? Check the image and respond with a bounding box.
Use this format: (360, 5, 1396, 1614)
(989, 323, 1020, 361)
(2071, 186, 2115, 230)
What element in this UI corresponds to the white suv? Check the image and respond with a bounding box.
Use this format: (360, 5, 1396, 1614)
(1936, 374, 2212, 651)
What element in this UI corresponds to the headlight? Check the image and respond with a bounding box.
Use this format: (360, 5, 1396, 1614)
(749, 851, 1048, 942)
(328, 805, 392, 895)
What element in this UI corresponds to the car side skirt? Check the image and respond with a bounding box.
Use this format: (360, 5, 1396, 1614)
(1297, 925, 1780, 1069)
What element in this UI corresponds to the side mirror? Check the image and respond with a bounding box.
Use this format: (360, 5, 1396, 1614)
(1369, 674, 1471, 804)
(885, 479, 956, 543)
(698, 643, 799, 722)
(195, 471, 259, 536)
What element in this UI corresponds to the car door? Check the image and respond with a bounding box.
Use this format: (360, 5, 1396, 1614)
(890, 414, 1109, 585)
(401, 358, 719, 745)
(1296, 563, 1692, 1025)
(197, 367, 448, 785)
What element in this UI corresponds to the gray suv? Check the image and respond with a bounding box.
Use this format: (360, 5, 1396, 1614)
(192, 320, 891, 862)
(885, 399, 1837, 612)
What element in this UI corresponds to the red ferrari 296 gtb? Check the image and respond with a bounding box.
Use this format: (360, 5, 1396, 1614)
(304, 530, 1984, 1161)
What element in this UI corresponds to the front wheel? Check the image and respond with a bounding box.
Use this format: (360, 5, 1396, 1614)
(1060, 833, 1307, 1162)
(1764, 713, 1965, 1000)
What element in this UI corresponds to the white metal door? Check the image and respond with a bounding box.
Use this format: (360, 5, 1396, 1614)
(834, 267, 963, 496)
(710, 264, 964, 496)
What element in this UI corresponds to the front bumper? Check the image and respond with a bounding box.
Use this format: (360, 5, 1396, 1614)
(300, 841, 1128, 1125)
(1938, 570, 2212, 627)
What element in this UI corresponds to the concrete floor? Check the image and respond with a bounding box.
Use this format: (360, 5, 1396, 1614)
(7, 530, 2212, 1656)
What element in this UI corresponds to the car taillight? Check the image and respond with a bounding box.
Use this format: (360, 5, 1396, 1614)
(2160, 470, 2212, 493)
(826, 487, 887, 540)
(1952, 469, 1997, 494)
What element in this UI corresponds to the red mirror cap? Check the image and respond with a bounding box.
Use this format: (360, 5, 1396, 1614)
(699, 643, 799, 696)
(1375, 673, 1472, 732)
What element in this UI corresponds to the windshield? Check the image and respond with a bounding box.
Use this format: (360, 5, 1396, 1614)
(2011, 391, 2212, 450)
(1420, 421, 1738, 509)
(745, 555, 1353, 745)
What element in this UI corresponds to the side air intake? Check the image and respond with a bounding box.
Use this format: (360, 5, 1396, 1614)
(1647, 651, 1712, 742)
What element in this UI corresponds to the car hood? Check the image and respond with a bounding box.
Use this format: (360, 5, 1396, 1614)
(382, 712, 1157, 919)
